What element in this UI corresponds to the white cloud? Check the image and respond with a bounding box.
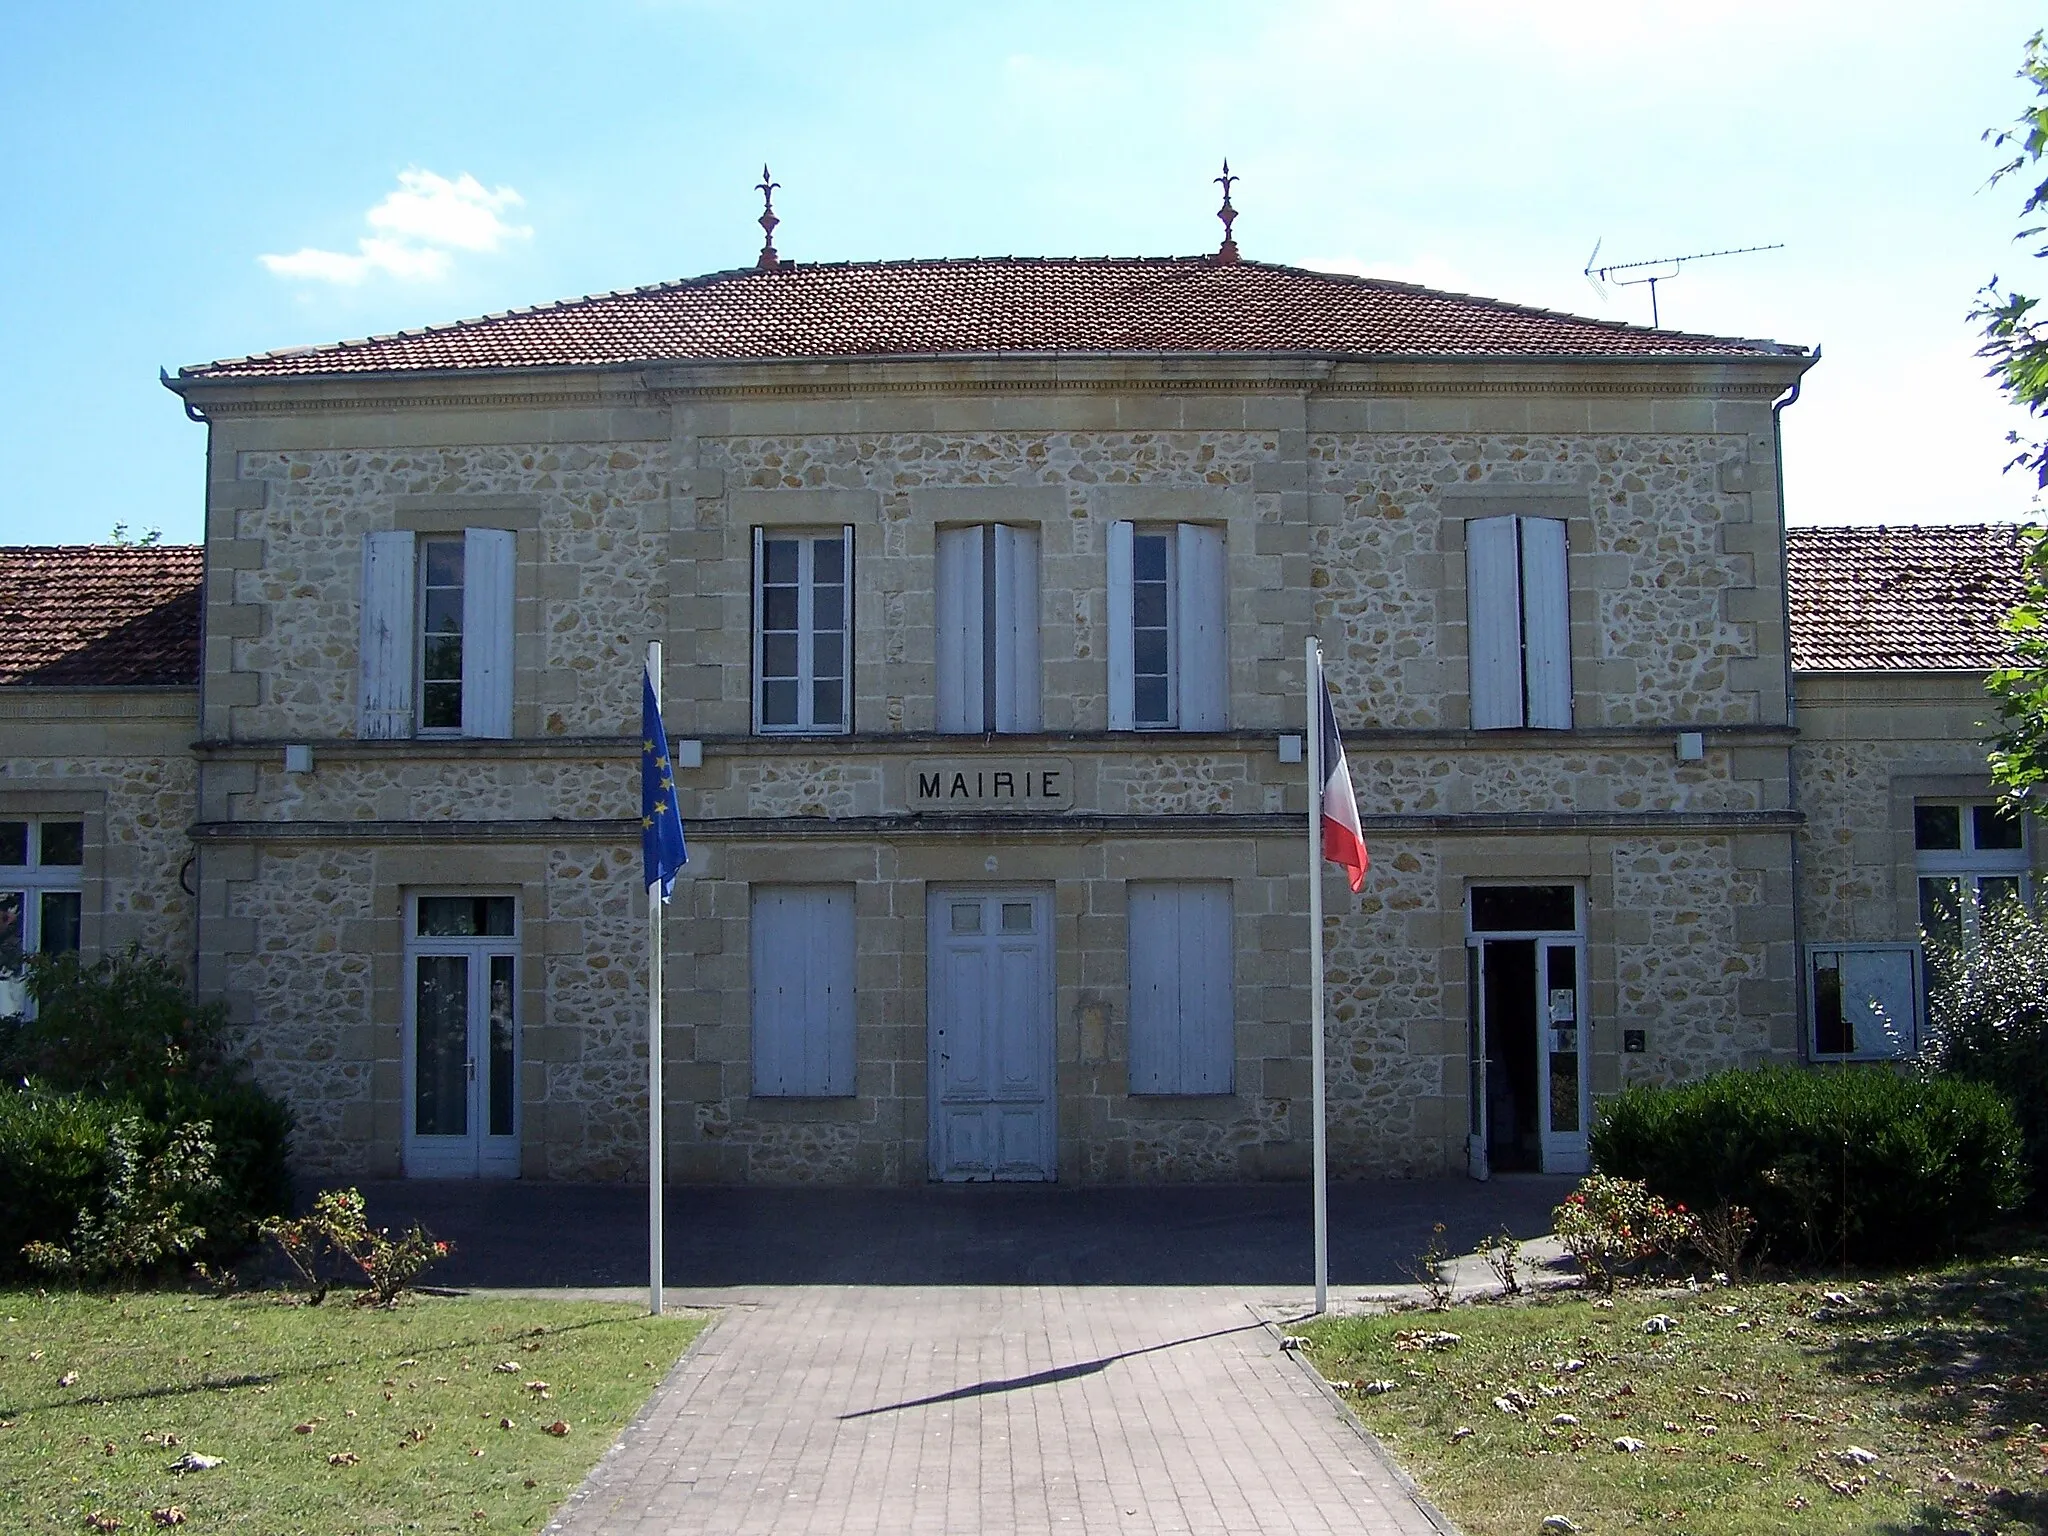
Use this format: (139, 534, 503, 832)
(260, 169, 530, 285)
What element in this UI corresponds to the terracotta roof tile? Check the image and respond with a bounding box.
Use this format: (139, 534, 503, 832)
(0, 545, 202, 686)
(1787, 524, 2029, 672)
(180, 257, 1801, 380)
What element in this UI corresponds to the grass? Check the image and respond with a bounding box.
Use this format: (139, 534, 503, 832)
(1294, 1254, 2048, 1536)
(0, 1289, 705, 1535)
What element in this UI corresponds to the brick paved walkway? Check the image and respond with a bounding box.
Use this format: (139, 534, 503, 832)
(546, 1286, 1454, 1535)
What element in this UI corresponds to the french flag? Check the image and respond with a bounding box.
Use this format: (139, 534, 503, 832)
(1318, 665, 1368, 893)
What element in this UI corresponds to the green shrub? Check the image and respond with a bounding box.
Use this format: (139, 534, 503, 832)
(2, 947, 233, 1095)
(0, 1089, 129, 1271)
(1923, 904, 2048, 1210)
(1591, 1067, 2026, 1267)
(22, 1117, 219, 1282)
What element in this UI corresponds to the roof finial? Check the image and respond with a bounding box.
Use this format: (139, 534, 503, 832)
(1214, 159, 1240, 264)
(756, 164, 781, 271)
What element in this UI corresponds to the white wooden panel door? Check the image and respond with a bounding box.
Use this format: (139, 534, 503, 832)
(359, 531, 416, 739)
(1127, 882, 1234, 1093)
(934, 526, 985, 733)
(750, 887, 856, 1096)
(1518, 517, 1572, 730)
(1464, 517, 1524, 730)
(928, 888, 1054, 1181)
(461, 528, 516, 739)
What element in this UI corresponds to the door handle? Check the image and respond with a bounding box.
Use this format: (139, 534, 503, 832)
(466, 1057, 477, 1082)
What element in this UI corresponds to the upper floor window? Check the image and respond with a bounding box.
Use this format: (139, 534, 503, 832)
(359, 529, 515, 740)
(1466, 515, 1571, 730)
(1916, 799, 2028, 952)
(0, 817, 84, 1018)
(754, 527, 852, 734)
(935, 524, 1041, 733)
(1106, 521, 1226, 731)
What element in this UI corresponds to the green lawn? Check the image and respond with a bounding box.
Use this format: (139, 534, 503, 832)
(1295, 1256, 2048, 1536)
(0, 1290, 705, 1535)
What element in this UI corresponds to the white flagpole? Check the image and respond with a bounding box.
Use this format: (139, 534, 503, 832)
(647, 640, 665, 1319)
(1306, 636, 1329, 1314)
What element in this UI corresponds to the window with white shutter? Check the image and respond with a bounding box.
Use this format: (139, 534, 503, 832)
(754, 527, 853, 734)
(1465, 515, 1572, 731)
(1107, 521, 1227, 732)
(750, 886, 857, 1096)
(936, 525, 1042, 733)
(1127, 881, 1235, 1094)
(359, 528, 516, 740)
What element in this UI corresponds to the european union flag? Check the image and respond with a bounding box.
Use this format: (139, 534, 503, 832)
(641, 668, 689, 902)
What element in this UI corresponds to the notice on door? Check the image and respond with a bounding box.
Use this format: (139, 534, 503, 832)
(909, 758, 1075, 812)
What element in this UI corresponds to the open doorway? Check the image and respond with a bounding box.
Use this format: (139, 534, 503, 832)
(1466, 884, 1587, 1178)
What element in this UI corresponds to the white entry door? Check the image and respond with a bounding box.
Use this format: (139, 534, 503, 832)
(1466, 934, 1588, 1178)
(403, 895, 521, 1178)
(927, 888, 1055, 1181)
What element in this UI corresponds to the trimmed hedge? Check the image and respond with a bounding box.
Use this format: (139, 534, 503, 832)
(1591, 1067, 2027, 1267)
(0, 1084, 292, 1277)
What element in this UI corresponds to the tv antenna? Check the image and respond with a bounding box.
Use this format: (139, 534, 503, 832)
(1582, 238, 1784, 328)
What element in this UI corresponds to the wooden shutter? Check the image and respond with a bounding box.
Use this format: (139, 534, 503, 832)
(993, 523, 1041, 732)
(1106, 519, 1135, 730)
(1175, 522, 1228, 730)
(934, 526, 985, 732)
(358, 531, 416, 739)
(1518, 516, 1572, 730)
(1127, 882, 1235, 1094)
(1465, 516, 1524, 730)
(461, 528, 516, 739)
(749, 886, 856, 1096)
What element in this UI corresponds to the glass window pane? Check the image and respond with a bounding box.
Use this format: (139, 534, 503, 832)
(488, 954, 516, 1138)
(422, 539, 464, 587)
(761, 680, 799, 726)
(38, 822, 84, 867)
(39, 891, 81, 954)
(476, 898, 516, 937)
(421, 679, 463, 730)
(812, 633, 843, 680)
(1548, 1052, 1580, 1132)
(1812, 954, 1850, 1054)
(1133, 630, 1169, 677)
(414, 954, 469, 1137)
(1915, 804, 1962, 851)
(1978, 877, 2025, 931)
(951, 902, 982, 933)
(0, 824, 25, 865)
(1132, 585, 1169, 629)
(812, 587, 844, 631)
(422, 631, 463, 683)
(1134, 675, 1170, 727)
(418, 896, 478, 937)
(811, 537, 843, 584)
(1920, 876, 1963, 952)
(761, 633, 799, 679)
(0, 892, 22, 1019)
(761, 587, 799, 632)
(812, 679, 844, 727)
(1000, 902, 1033, 933)
(762, 539, 798, 584)
(1973, 803, 2024, 851)
(1471, 886, 1577, 933)
(422, 586, 463, 635)
(1132, 534, 1168, 582)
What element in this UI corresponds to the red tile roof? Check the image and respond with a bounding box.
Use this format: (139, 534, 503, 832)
(0, 545, 203, 686)
(179, 257, 1802, 380)
(1787, 524, 2030, 672)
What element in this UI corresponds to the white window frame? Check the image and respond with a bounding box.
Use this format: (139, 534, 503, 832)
(0, 816, 85, 1018)
(1806, 942, 1923, 1061)
(1466, 514, 1572, 731)
(1914, 799, 2030, 953)
(752, 526, 854, 735)
(749, 885, 857, 1097)
(936, 524, 1042, 733)
(1107, 520, 1227, 732)
(1127, 880, 1236, 1095)
(359, 528, 515, 741)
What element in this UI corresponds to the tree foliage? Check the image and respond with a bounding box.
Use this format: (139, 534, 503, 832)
(1980, 34, 2048, 801)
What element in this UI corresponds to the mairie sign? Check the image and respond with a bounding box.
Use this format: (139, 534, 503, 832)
(908, 758, 1075, 812)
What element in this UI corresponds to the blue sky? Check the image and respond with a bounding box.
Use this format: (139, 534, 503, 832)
(2, 1, 2043, 545)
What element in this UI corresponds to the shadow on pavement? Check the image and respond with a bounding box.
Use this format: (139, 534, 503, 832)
(326, 1176, 1574, 1289)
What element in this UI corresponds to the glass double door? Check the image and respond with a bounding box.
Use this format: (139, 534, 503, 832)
(404, 896, 520, 1178)
(1467, 934, 1588, 1177)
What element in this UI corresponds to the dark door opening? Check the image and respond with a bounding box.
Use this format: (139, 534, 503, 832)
(1482, 939, 1541, 1173)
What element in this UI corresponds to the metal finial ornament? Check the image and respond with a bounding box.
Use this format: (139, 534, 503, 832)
(756, 164, 781, 271)
(1214, 159, 1240, 264)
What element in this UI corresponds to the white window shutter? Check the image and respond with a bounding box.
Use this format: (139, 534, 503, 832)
(461, 528, 516, 738)
(816, 888, 857, 1094)
(934, 526, 985, 733)
(359, 531, 416, 739)
(993, 524, 1042, 732)
(1126, 884, 1173, 1093)
(1183, 883, 1235, 1092)
(1518, 517, 1572, 730)
(1106, 520, 1136, 730)
(1175, 523, 1228, 730)
(1465, 516, 1525, 730)
(750, 887, 856, 1096)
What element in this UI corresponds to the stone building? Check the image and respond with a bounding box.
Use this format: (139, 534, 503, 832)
(0, 242, 2030, 1185)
